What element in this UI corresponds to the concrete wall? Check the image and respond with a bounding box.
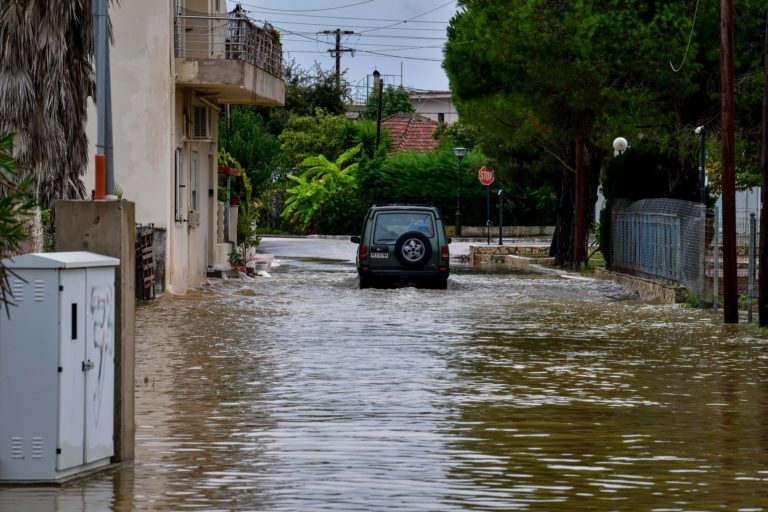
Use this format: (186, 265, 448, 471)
(84, 0, 173, 227)
(83, 0, 217, 295)
(84, 0, 174, 293)
(55, 200, 136, 463)
(410, 93, 458, 124)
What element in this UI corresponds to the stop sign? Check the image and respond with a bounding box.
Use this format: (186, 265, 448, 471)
(478, 166, 495, 186)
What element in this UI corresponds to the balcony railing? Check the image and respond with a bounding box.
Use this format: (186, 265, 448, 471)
(174, 9, 282, 77)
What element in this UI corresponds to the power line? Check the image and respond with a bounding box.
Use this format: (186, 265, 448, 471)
(256, 19, 447, 32)
(249, 0, 375, 12)
(282, 39, 444, 50)
(286, 31, 446, 40)
(235, 4, 450, 24)
(357, 0, 455, 34)
(355, 49, 442, 62)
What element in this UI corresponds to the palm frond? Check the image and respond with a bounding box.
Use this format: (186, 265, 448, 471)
(0, 0, 97, 208)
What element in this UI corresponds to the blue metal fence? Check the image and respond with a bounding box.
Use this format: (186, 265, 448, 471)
(611, 198, 706, 298)
(613, 213, 681, 282)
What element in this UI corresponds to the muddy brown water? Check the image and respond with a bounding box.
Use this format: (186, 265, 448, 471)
(2, 258, 768, 511)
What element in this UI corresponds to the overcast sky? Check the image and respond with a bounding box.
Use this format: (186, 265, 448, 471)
(226, 0, 459, 99)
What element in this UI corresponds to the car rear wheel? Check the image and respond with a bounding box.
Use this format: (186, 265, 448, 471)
(394, 231, 432, 268)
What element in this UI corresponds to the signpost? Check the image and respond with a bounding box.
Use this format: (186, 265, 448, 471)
(498, 184, 504, 245)
(478, 166, 495, 186)
(478, 167, 495, 244)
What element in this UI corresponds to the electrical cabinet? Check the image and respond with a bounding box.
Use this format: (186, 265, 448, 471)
(0, 252, 119, 482)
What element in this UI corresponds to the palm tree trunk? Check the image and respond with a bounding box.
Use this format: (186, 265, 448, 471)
(0, 0, 95, 209)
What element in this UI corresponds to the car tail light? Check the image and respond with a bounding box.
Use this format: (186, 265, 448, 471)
(441, 245, 450, 263)
(359, 244, 369, 264)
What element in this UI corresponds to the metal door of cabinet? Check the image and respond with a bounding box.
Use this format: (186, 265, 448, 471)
(0, 269, 60, 480)
(83, 266, 115, 463)
(56, 269, 86, 471)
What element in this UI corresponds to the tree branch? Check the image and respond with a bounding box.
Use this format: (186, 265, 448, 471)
(490, 114, 576, 173)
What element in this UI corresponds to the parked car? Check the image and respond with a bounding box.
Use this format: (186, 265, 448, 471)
(350, 205, 451, 289)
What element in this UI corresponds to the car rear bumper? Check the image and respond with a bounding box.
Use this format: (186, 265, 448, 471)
(358, 267, 449, 280)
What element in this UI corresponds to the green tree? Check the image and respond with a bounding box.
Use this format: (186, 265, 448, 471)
(334, 118, 386, 160)
(444, 0, 765, 267)
(285, 61, 347, 116)
(357, 146, 490, 224)
(257, 61, 348, 136)
(364, 84, 415, 120)
(278, 108, 350, 165)
(281, 144, 361, 233)
(433, 121, 480, 151)
(0, 132, 36, 311)
(218, 106, 286, 195)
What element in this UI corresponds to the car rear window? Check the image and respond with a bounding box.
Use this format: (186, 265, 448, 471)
(373, 212, 435, 243)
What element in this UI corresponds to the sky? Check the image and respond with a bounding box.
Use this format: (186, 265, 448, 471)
(226, 0, 459, 99)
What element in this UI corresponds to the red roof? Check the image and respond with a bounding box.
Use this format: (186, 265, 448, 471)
(381, 113, 439, 153)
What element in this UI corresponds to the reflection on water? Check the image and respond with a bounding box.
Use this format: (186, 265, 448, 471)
(3, 258, 768, 510)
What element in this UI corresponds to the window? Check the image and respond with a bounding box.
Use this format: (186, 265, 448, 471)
(438, 113, 445, 123)
(192, 106, 210, 139)
(373, 213, 434, 243)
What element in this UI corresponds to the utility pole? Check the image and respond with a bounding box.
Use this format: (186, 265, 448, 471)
(720, 0, 738, 323)
(93, 0, 113, 198)
(759, 13, 768, 326)
(321, 29, 356, 90)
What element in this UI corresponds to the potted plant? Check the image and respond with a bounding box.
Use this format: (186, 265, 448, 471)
(218, 186, 228, 204)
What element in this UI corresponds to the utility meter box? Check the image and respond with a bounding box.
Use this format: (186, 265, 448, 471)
(0, 251, 119, 482)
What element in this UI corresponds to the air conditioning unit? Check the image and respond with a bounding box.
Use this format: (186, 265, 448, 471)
(192, 106, 210, 139)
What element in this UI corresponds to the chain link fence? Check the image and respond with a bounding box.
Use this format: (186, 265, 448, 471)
(610, 194, 765, 320)
(708, 206, 760, 320)
(611, 198, 707, 300)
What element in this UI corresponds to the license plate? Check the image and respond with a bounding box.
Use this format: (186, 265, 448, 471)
(370, 252, 388, 258)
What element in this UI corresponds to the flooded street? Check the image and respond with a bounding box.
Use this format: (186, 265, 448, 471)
(4, 243, 768, 510)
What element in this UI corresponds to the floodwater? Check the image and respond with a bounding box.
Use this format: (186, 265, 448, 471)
(3, 257, 768, 511)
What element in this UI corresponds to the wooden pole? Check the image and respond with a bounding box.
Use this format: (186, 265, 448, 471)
(720, 0, 738, 323)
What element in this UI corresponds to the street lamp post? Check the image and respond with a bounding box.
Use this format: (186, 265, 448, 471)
(695, 126, 706, 204)
(453, 147, 467, 237)
(613, 137, 628, 156)
(373, 69, 383, 150)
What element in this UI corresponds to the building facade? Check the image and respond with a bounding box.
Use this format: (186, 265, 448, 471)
(83, 0, 284, 294)
(409, 91, 458, 124)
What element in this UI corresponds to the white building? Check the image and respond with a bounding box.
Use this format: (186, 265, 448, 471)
(83, 0, 284, 294)
(409, 90, 458, 124)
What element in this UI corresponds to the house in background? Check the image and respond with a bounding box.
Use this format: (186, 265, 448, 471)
(83, 0, 284, 295)
(409, 91, 458, 124)
(381, 113, 440, 153)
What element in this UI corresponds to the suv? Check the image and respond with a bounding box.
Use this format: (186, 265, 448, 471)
(350, 205, 451, 289)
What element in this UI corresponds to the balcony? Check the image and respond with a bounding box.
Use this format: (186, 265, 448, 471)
(174, 9, 285, 106)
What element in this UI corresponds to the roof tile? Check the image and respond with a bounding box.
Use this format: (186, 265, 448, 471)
(381, 113, 439, 153)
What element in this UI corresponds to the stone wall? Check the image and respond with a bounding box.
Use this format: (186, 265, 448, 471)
(469, 245, 557, 272)
(452, 225, 554, 237)
(595, 268, 687, 304)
